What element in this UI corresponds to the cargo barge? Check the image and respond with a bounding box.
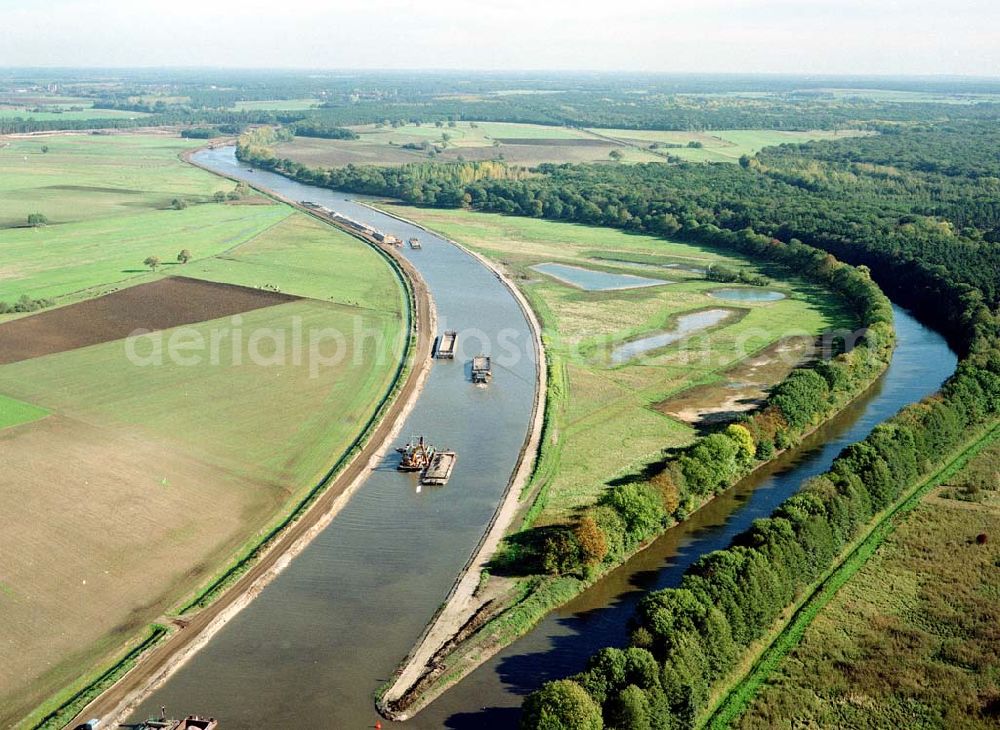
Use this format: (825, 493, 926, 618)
(127, 707, 218, 730)
(408, 237, 422, 249)
(472, 354, 492, 384)
(435, 330, 457, 359)
(420, 451, 457, 486)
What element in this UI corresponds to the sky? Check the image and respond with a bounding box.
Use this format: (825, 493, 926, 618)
(1, 0, 998, 76)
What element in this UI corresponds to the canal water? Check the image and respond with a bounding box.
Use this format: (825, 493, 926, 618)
(136, 147, 957, 728)
(130, 148, 538, 727)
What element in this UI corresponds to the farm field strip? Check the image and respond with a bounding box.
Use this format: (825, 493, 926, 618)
(274, 122, 868, 169)
(587, 128, 869, 162)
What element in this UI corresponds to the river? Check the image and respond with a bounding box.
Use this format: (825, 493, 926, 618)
(134, 147, 957, 728)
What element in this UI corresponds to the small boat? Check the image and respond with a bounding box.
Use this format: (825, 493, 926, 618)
(472, 354, 492, 384)
(408, 237, 422, 249)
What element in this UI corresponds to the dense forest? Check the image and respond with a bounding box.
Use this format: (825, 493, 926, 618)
(5, 69, 1000, 134)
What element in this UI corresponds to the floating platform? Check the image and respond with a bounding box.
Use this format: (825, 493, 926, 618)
(472, 354, 492, 383)
(421, 451, 457, 486)
(408, 237, 422, 249)
(435, 330, 457, 359)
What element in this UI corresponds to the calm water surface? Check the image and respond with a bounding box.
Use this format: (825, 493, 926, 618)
(610, 308, 734, 363)
(710, 287, 787, 302)
(531, 262, 668, 291)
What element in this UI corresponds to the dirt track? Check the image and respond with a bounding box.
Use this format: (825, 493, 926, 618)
(65, 160, 434, 729)
(0, 277, 296, 365)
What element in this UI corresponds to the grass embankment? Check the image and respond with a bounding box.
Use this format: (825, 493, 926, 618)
(709, 421, 1000, 730)
(0, 135, 410, 727)
(381, 206, 851, 524)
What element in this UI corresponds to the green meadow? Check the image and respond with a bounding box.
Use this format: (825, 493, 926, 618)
(0, 107, 148, 121)
(380, 206, 852, 522)
(183, 212, 403, 310)
(0, 134, 299, 307)
(0, 204, 293, 304)
(0, 393, 49, 430)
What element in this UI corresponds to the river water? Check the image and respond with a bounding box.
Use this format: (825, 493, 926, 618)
(135, 147, 957, 728)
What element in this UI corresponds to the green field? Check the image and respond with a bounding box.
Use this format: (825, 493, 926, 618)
(588, 128, 869, 162)
(0, 297, 404, 487)
(0, 393, 49, 430)
(0, 135, 298, 308)
(0, 107, 148, 121)
(0, 135, 234, 228)
(0, 203, 293, 304)
(0, 133, 409, 725)
(380, 206, 851, 522)
(182, 212, 401, 306)
(736, 432, 1000, 730)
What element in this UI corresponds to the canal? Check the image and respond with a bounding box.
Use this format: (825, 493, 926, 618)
(135, 147, 957, 728)
(130, 147, 538, 727)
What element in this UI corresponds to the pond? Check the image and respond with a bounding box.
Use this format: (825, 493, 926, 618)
(531, 262, 668, 291)
(710, 287, 786, 302)
(610, 308, 735, 364)
(590, 258, 707, 275)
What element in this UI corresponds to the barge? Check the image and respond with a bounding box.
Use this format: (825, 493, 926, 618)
(472, 354, 492, 384)
(435, 330, 457, 359)
(420, 451, 457, 486)
(408, 237, 422, 249)
(132, 708, 218, 730)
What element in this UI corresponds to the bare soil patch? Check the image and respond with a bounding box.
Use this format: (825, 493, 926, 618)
(658, 335, 817, 426)
(0, 276, 297, 364)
